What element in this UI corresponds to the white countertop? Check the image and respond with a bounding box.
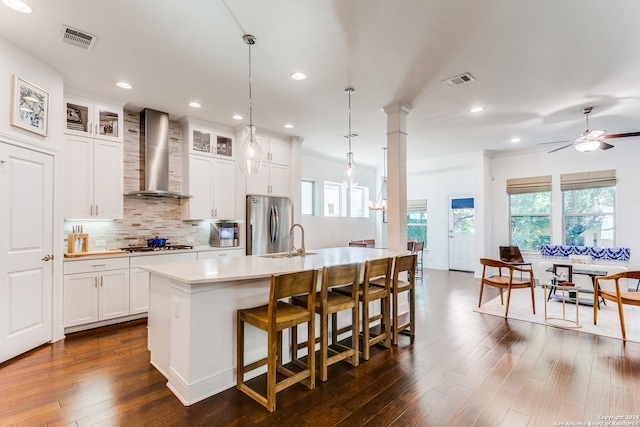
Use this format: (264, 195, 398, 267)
(141, 247, 404, 285)
(63, 245, 243, 262)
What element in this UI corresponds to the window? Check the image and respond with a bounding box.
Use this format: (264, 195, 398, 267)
(561, 170, 616, 247)
(349, 186, 369, 218)
(323, 181, 345, 217)
(507, 175, 552, 251)
(301, 180, 315, 215)
(407, 199, 427, 245)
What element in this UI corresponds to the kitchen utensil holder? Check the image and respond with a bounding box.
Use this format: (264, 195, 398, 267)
(67, 233, 88, 253)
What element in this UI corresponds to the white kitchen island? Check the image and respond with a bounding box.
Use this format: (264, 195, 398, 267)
(143, 247, 405, 405)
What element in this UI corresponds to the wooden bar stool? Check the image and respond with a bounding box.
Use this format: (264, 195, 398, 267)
(372, 254, 417, 345)
(236, 269, 318, 412)
(334, 257, 393, 360)
(292, 263, 360, 382)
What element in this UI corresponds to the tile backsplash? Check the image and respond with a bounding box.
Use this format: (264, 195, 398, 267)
(64, 109, 213, 251)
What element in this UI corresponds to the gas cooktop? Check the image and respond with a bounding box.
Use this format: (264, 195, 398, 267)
(121, 245, 194, 253)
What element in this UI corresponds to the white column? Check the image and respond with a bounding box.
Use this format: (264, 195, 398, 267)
(383, 102, 412, 252)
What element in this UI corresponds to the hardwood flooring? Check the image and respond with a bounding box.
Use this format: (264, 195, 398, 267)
(3, 269, 640, 426)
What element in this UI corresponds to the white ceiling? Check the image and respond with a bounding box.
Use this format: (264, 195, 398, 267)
(2, 0, 640, 171)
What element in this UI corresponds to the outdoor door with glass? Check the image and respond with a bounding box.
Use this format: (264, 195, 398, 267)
(448, 196, 475, 272)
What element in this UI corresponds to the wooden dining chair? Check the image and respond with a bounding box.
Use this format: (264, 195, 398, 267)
(593, 271, 640, 341)
(236, 269, 318, 412)
(478, 258, 536, 317)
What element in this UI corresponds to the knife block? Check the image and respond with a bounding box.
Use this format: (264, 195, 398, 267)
(67, 233, 88, 254)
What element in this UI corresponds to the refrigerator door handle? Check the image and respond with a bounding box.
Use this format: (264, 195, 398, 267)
(270, 206, 279, 245)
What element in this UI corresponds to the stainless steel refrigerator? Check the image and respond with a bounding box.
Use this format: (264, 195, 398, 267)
(246, 195, 292, 255)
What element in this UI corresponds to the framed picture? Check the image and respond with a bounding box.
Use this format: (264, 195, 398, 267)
(10, 75, 49, 136)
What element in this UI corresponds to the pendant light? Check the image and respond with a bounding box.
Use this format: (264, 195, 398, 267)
(369, 147, 388, 211)
(238, 34, 263, 175)
(342, 88, 359, 188)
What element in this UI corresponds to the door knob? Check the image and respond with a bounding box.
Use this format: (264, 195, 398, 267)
(42, 254, 54, 261)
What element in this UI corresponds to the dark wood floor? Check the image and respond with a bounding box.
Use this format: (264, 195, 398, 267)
(3, 269, 640, 426)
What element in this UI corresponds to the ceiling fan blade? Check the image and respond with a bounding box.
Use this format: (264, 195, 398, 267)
(600, 141, 615, 150)
(548, 143, 574, 153)
(537, 139, 571, 146)
(603, 131, 640, 139)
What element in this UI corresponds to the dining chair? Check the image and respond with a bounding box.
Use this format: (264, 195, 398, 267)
(479, 258, 536, 317)
(593, 271, 640, 341)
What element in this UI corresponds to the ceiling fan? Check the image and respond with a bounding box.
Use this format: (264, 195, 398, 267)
(541, 106, 640, 153)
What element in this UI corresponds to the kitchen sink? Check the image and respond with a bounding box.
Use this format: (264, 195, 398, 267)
(259, 252, 316, 259)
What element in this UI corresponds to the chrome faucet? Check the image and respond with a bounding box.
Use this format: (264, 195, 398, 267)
(288, 223, 306, 257)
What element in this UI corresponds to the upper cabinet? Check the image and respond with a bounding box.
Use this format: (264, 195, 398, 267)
(180, 118, 237, 220)
(181, 117, 234, 159)
(64, 136, 123, 220)
(65, 98, 124, 143)
(63, 93, 124, 220)
(245, 133, 291, 197)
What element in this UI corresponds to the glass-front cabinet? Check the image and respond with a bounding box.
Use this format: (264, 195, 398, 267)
(181, 117, 234, 159)
(65, 98, 123, 143)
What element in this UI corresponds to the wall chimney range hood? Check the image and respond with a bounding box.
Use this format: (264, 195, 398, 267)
(125, 109, 191, 199)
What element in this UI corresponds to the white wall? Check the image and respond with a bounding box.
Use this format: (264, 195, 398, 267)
(407, 163, 475, 270)
(492, 143, 640, 270)
(301, 152, 377, 249)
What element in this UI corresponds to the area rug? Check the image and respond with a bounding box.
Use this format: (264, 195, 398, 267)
(475, 285, 640, 343)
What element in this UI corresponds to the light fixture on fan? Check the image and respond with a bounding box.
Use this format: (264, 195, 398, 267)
(369, 147, 388, 211)
(238, 34, 263, 175)
(342, 88, 359, 188)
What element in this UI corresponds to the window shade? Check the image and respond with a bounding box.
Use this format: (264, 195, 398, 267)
(506, 175, 552, 194)
(560, 169, 616, 191)
(407, 199, 427, 213)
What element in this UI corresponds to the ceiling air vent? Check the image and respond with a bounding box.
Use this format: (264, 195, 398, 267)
(61, 25, 98, 51)
(442, 73, 475, 87)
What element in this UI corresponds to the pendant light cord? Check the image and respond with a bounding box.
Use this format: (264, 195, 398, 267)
(348, 89, 352, 154)
(248, 37, 254, 127)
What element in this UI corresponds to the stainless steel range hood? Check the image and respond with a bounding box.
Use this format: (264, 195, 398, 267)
(125, 109, 191, 199)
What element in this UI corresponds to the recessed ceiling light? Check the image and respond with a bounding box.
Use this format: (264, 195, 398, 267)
(290, 72, 307, 80)
(283, 124, 294, 129)
(469, 106, 485, 113)
(510, 138, 521, 143)
(188, 102, 201, 108)
(3, 0, 32, 13)
(116, 81, 132, 89)
(232, 114, 243, 121)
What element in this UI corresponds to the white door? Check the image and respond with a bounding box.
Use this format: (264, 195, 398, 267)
(0, 142, 54, 363)
(448, 196, 475, 272)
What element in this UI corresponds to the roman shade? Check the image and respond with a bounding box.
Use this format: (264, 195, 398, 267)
(560, 169, 616, 191)
(506, 175, 552, 194)
(407, 199, 427, 213)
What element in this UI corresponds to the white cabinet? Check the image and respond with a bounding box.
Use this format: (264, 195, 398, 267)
(181, 117, 237, 220)
(64, 135, 123, 219)
(65, 98, 123, 143)
(181, 117, 234, 159)
(182, 155, 236, 220)
(63, 258, 130, 327)
(130, 252, 197, 315)
(246, 135, 291, 197)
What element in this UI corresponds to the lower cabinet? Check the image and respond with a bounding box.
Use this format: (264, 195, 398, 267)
(197, 248, 245, 260)
(63, 258, 130, 327)
(129, 252, 197, 315)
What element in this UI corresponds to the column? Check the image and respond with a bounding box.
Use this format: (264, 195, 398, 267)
(383, 102, 412, 252)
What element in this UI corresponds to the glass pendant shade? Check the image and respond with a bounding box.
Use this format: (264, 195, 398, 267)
(238, 124, 263, 174)
(342, 152, 359, 187)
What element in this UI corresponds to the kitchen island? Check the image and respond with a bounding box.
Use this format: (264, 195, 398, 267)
(143, 247, 405, 405)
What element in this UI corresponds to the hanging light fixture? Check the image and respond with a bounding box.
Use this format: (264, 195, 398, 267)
(369, 147, 388, 211)
(342, 88, 359, 188)
(238, 34, 263, 175)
